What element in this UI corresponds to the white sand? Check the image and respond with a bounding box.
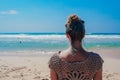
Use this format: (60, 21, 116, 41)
(0, 48, 120, 80)
(0, 56, 50, 80)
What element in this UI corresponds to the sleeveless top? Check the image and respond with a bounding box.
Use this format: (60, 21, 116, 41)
(49, 51, 103, 80)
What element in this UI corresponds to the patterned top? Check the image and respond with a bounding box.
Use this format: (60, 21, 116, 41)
(49, 51, 103, 80)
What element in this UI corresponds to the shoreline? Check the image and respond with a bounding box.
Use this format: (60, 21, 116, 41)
(0, 47, 120, 58)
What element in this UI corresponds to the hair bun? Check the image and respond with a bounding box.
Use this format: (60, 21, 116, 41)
(65, 14, 85, 42)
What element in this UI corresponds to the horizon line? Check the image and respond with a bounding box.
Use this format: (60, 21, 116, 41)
(0, 32, 120, 35)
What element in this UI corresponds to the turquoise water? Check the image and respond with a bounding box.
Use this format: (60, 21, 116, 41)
(0, 33, 120, 51)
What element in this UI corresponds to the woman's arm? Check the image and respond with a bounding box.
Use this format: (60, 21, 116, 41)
(50, 69, 58, 80)
(93, 68, 103, 80)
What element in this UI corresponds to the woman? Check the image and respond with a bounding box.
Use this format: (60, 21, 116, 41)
(49, 14, 103, 80)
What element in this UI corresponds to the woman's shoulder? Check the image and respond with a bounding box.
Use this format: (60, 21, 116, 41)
(88, 52, 104, 65)
(50, 51, 61, 58)
(89, 52, 103, 59)
(49, 51, 61, 61)
(49, 51, 60, 64)
(48, 51, 61, 69)
(88, 52, 104, 70)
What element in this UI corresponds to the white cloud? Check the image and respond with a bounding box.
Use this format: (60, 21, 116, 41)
(0, 10, 18, 15)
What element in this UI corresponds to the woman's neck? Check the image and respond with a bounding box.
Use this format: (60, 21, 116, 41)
(69, 40, 87, 55)
(71, 40, 83, 50)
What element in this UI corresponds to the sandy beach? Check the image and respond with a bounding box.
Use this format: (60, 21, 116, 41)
(0, 48, 120, 80)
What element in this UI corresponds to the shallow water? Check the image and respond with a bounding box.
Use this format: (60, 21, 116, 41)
(0, 33, 120, 51)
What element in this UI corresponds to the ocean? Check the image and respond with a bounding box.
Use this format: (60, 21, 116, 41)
(0, 33, 120, 52)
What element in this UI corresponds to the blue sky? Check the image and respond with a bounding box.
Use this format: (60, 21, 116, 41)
(0, 0, 120, 33)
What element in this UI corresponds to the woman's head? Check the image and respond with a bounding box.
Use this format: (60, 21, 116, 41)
(65, 14, 85, 42)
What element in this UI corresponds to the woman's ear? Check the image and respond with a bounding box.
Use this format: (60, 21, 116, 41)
(66, 33, 71, 41)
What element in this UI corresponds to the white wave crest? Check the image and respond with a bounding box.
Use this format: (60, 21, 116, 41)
(85, 35, 120, 39)
(0, 34, 66, 40)
(0, 34, 120, 40)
